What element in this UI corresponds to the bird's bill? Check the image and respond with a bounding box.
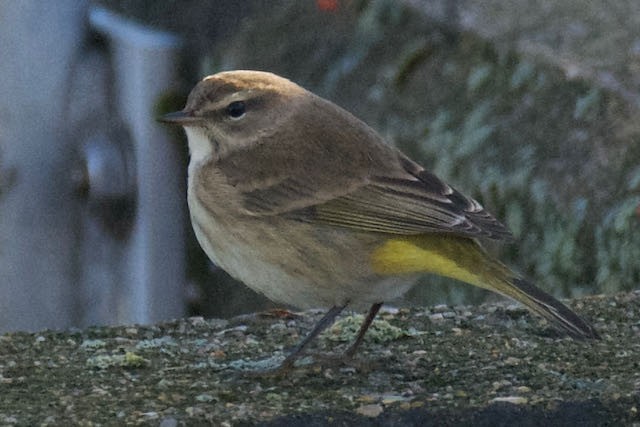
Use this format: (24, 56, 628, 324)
(158, 110, 203, 125)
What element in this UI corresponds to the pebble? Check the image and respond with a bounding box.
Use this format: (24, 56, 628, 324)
(490, 396, 529, 405)
(356, 404, 383, 417)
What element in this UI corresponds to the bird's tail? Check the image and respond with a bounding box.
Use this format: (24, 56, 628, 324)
(371, 234, 600, 339)
(483, 275, 599, 339)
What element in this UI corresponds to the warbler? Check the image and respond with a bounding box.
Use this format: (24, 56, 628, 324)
(160, 70, 599, 371)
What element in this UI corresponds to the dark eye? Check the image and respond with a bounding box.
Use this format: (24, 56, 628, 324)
(225, 101, 246, 119)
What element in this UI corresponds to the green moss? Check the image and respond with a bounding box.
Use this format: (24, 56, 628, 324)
(86, 351, 149, 369)
(322, 314, 406, 344)
(0, 293, 637, 424)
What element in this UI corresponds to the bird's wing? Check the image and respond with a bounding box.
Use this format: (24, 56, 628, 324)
(292, 173, 511, 240)
(211, 94, 511, 240)
(233, 151, 512, 241)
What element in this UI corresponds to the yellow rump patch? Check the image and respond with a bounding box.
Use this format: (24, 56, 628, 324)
(370, 236, 483, 286)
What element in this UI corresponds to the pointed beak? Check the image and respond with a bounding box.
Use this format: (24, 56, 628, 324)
(158, 110, 203, 125)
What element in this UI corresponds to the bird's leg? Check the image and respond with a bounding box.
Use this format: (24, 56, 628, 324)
(343, 302, 382, 358)
(276, 303, 347, 372)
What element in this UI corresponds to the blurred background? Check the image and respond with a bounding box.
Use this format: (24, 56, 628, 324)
(1, 0, 638, 332)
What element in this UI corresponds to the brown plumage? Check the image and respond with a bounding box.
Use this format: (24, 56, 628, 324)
(161, 70, 599, 372)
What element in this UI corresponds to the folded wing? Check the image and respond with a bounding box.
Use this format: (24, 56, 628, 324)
(239, 153, 512, 240)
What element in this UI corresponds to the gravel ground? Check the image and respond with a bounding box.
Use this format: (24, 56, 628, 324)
(0, 291, 638, 426)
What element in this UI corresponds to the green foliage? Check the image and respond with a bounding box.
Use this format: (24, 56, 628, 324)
(595, 196, 640, 293)
(574, 88, 601, 120)
(467, 63, 493, 92)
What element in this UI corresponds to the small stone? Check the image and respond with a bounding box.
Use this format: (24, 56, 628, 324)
(141, 411, 159, 419)
(195, 393, 215, 403)
(185, 406, 205, 417)
(433, 304, 449, 313)
(492, 380, 512, 390)
(356, 394, 378, 404)
(159, 417, 179, 427)
(490, 396, 528, 405)
(188, 316, 206, 326)
(429, 313, 444, 322)
(505, 304, 521, 312)
(381, 394, 408, 405)
(505, 357, 522, 365)
(356, 404, 383, 417)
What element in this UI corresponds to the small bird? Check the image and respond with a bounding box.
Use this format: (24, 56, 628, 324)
(160, 70, 599, 371)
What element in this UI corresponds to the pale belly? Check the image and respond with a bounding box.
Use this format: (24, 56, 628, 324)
(187, 192, 416, 309)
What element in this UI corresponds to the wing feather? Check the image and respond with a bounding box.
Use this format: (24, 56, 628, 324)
(238, 157, 512, 240)
(213, 94, 511, 240)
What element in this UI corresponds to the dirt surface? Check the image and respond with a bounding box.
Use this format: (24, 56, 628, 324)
(1, 291, 638, 425)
